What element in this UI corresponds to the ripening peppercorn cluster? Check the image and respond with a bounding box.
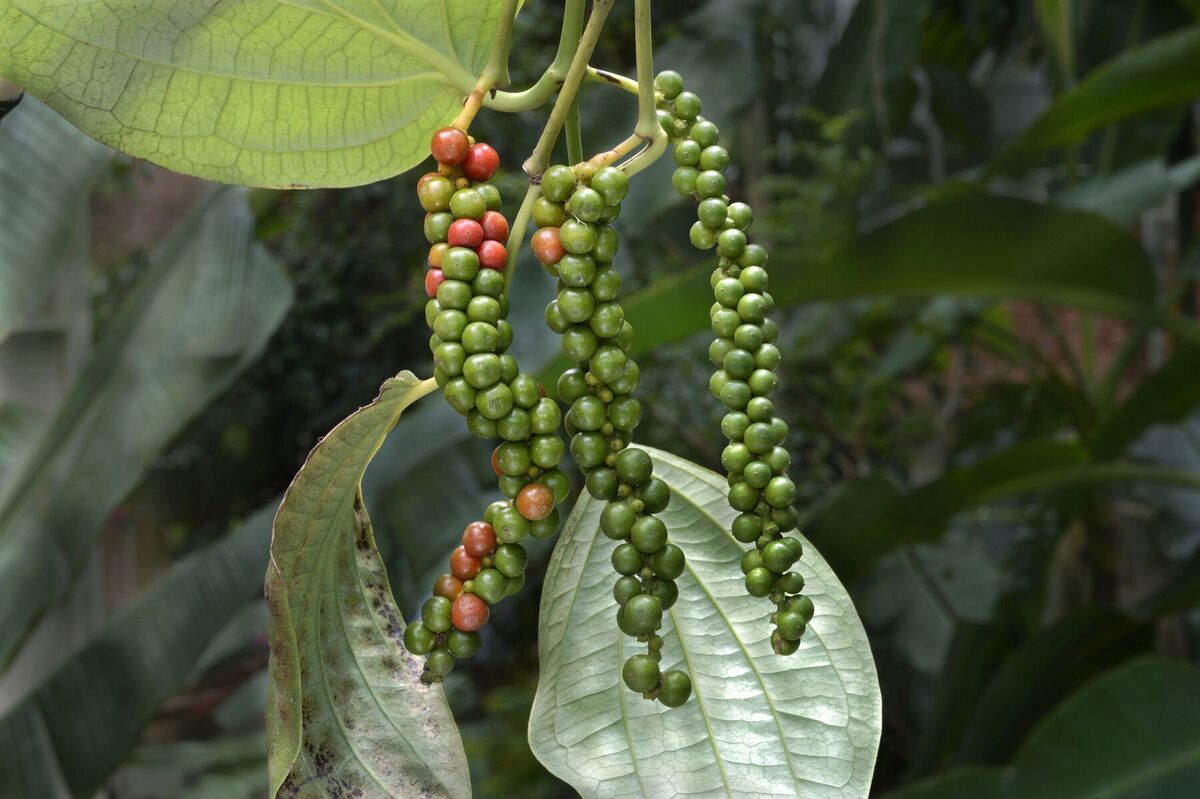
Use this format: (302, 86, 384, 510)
(532, 163, 693, 707)
(406, 128, 570, 681)
(654, 71, 816, 654)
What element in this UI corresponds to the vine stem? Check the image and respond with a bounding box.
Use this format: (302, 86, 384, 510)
(618, 0, 667, 177)
(523, 0, 615, 178)
(566, 99, 584, 165)
(503, 183, 542, 295)
(450, 0, 520, 129)
(486, 0, 585, 113)
(586, 67, 640, 96)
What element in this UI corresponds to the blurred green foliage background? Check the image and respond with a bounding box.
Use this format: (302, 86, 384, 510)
(2, 0, 1200, 796)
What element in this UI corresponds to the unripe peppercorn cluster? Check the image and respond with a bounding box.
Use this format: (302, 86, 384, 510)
(654, 71, 815, 655)
(407, 128, 569, 682)
(533, 163, 692, 708)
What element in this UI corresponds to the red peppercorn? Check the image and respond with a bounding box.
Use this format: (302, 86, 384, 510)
(516, 483, 555, 521)
(449, 546, 481, 580)
(431, 127, 470, 166)
(462, 521, 497, 557)
(447, 218, 485, 248)
(490, 447, 503, 476)
(452, 593, 489, 632)
(462, 142, 500, 181)
(433, 573, 463, 600)
(428, 242, 449, 267)
(477, 240, 507, 271)
(531, 227, 566, 265)
(481, 210, 509, 243)
(425, 268, 445, 299)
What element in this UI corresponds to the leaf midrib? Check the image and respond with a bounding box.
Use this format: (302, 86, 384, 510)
(282, 379, 434, 792)
(661, 454, 860, 790)
(659, 451, 856, 720)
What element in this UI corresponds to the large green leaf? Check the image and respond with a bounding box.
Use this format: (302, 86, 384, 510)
(0, 0, 510, 188)
(0, 97, 109, 340)
(0, 505, 274, 798)
(1091, 346, 1200, 459)
(954, 610, 1152, 767)
(265, 372, 470, 799)
(815, 0, 930, 146)
(806, 435, 1200, 579)
(777, 195, 1156, 319)
(530, 447, 881, 799)
(1054, 155, 1200, 225)
(0, 402, 42, 487)
(888, 657, 1200, 798)
(994, 24, 1200, 170)
(0, 187, 292, 670)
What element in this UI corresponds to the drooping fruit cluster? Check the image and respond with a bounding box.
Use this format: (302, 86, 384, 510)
(532, 163, 693, 707)
(653, 72, 815, 654)
(406, 127, 570, 681)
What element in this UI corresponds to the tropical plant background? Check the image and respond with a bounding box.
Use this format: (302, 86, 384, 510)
(2, 0, 1200, 796)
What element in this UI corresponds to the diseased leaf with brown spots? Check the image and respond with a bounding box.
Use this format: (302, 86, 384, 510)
(266, 372, 470, 799)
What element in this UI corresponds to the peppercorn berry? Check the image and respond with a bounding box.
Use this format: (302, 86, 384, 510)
(656, 71, 812, 656)
(412, 135, 568, 683)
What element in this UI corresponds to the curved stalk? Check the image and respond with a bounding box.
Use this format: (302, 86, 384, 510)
(586, 67, 641, 96)
(486, 0, 586, 113)
(566, 99, 584, 165)
(523, 0, 615, 178)
(452, 0, 521, 129)
(504, 183, 542, 296)
(618, 0, 667, 176)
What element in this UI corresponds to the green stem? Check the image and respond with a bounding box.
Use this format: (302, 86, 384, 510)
(486, 0, 585, 112)
(618, 0, 667, 177)
(504, 183, 542, 295)
(566, 99, 584, 165)
(586, 67, 640, 95)
(482, 0, 520, 87)
(523, 0, 615, 177)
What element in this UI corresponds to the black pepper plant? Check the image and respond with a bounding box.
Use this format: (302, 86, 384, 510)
(0, 1, 879, 796)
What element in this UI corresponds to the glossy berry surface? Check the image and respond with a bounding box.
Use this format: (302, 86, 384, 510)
(462, 142, 500, 180)
(431, 127, 470, 165)
(451, 593, 489, 632)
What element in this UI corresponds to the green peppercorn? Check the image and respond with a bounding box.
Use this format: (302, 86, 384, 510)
(541, 165, 577, 203)
(621, 594, 663, 635)
(655, 70, 684, 99)
(446, 629, 481, 658)
(658, 669, 693, 707)
(611, 542, 644, 575)
(473, 568, 508, 604)
(425, 647, 455, 677)
(404, 621, 436, 655)
(622, 654, 661, 692)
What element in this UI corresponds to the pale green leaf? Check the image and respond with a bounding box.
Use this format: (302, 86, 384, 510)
(0, 0, 510, 187)
(0, 97, 109, 340)
(266, 372, 470, 799)
(530, 447, 881, 799)
(0, 402, 43, 488)
(0, 187, 293, 670)
(0, 506, 274, 798)
(994, 25, 1200, 171)
(888, 657, 1200, 798)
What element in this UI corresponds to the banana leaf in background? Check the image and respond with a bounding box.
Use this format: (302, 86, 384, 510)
(0, 185, 293, 794)
(0, 507, 274, 798)
(0, 97, 109, 342)
(0, 187, 293, 670)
